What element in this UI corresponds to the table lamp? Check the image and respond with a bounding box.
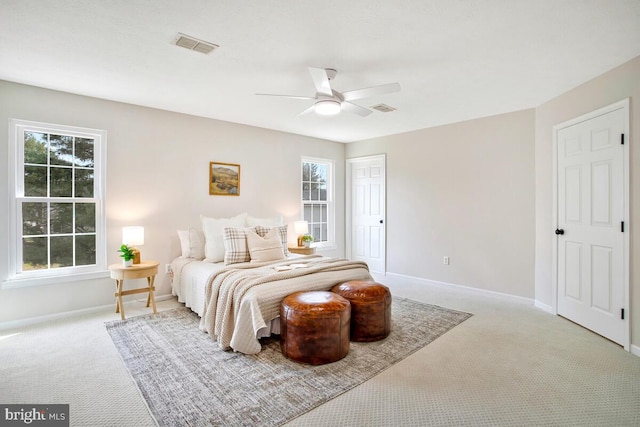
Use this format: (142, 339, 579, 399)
(122, 226, 144, 264)
(294, 221, 308, 247)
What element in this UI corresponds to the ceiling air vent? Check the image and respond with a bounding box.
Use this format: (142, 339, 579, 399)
(371, 103, 396, 113)
(172, 33, 218, 54)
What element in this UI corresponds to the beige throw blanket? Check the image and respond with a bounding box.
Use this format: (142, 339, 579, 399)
(199, 256, 371, 354)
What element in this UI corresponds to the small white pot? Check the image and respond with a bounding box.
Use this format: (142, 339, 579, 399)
(123, 259, 133, 267)
(303, 241, 311, 248)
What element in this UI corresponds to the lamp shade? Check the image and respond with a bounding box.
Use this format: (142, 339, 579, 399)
(294, 221, 309, 236)
(122, 226, 144, 246)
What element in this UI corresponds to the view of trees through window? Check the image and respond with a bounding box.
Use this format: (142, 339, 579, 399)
(302, 161, 328, 243)
(21, 131, 96, 271)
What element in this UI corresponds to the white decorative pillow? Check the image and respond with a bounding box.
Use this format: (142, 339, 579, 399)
(188, 227, 206, 260)
(255, 225, 289, 256)
(223, 226, 256, 265)
(177, 229, 190, 258)
(247, 228, 285, 263)
(246, 214, 283, 227)
(201, 213, 247, 262)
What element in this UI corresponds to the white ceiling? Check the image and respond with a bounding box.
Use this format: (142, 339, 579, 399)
(1, 1, 639, 143)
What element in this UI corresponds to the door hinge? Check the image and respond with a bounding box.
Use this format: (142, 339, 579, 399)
(621, 221, 624, 232)
(621, 134, 625, 145)
(621, 308, 625, 320)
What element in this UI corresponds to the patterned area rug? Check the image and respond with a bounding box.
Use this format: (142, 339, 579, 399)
(106, 297, 471, 427)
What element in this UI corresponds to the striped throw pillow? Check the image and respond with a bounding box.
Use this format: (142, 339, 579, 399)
(254, 225, 289, 256)
(247, 227, 285, 263)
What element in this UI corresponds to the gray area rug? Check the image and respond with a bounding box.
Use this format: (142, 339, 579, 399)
(106, 297, 471, 427)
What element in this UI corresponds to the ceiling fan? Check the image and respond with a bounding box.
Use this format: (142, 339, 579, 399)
(256, 67, 400, 117)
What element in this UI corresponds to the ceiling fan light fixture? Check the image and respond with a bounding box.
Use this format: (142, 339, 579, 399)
(314, 100, 341, 116)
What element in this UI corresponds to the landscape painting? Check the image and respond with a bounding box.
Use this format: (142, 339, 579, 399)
(209, 162, 240, 196)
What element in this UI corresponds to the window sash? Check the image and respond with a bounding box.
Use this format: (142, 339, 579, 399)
(303, 201, 328, 243)
(7, 119, 107, 284)
(301, 158, 334, 248)
(17, 198, 99, 273)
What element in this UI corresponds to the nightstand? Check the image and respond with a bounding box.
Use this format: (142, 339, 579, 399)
(288, 246, 316, 255)
(108, 261, 159, 320)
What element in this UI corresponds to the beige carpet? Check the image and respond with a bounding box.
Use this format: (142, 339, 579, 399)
(1, 281, 640, 426)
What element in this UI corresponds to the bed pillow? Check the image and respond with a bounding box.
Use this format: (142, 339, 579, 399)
(201, 213, 247, 262)
(247, 227, 285, 263)
(223, 226, 257, 265)
(176, 228, 204, 259)
(246, 214, 283, 227)
(188, 227, 206, 260)
(255, 225, 289, 256)
(177, 229, 190, 258)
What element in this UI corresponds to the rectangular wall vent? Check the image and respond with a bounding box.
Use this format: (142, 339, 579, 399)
(371, 103, 396, 113)
(173, 33, 218, 54)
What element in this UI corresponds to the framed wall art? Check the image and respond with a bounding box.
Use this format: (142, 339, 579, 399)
(209, 162, 240, 196)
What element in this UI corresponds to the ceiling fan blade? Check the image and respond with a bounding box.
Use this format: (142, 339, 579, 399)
(308, 67, 333, 97)
(297, 104, 317, 116)
(256, 93, 315, 100)
(341, 82, 401, 101)
(341, 101, 372, 117)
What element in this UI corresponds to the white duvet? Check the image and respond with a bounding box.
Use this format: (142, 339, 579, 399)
(171, 255, 371, 354)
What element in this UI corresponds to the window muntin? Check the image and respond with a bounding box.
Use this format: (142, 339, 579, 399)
(7, 120, 106, 284)
(302, 158, 334, 247)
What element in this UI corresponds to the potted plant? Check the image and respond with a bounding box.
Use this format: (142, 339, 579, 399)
(118, 244, 135, 267)
(301, 234, 314, 248)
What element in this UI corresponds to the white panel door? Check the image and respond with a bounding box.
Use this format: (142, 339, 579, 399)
(556, 106, 626, 345)
(350, 155, 385, 273)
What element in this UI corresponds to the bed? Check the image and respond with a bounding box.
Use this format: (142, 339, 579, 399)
(170, 213, 372, 354)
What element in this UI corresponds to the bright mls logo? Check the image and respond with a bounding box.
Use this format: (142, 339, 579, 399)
(0, 405, 68, 426)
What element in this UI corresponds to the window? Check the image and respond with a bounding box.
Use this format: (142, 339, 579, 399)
(6, 119, 107, 286)
(302, 157, 334, 248)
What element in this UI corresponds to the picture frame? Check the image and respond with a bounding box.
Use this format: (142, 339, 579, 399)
(209, 162, 240, 196)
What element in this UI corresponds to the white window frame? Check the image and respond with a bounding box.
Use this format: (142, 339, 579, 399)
(301, 156, 335, 249)
(4, 119, 108, 288)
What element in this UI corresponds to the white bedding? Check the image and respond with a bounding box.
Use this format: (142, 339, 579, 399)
(170, 255, 304, 316)
(170, 254, 308, 334)
(170, 255, 372, 354)
(170, 257, 226, 317)
(171, 253, 302, 338)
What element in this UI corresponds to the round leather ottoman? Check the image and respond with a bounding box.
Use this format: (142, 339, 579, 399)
(331, 280, 391, 342)
(280, 291, 351, 365)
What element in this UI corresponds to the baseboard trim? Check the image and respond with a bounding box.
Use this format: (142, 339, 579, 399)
(0, 294, 175, 331)
(378, 272, 535, 306)
(376, 272, 640, 356)
(534, 300, 554, 314)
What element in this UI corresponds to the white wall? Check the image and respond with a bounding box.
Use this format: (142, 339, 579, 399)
(534, 55, 640, 346)
(345, 109, 536, 298)
(0, 80, 345, 323)
(3, 54, 637, 348)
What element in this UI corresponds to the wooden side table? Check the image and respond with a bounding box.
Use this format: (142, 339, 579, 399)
(288, 246, 316, 255)
(108, 261, 159, 320)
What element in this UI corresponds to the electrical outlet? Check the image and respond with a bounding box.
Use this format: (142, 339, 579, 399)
(443, 256, 449, 265)
(165, 264, 171, 274)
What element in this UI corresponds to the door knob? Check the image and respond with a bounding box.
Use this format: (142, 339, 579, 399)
(379, 220, 384, 224)
(555, 229, 565, 235)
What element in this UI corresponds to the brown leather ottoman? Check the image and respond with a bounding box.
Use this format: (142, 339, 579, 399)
(331, 280, 391, 342)
(280, 291, 351, 365)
